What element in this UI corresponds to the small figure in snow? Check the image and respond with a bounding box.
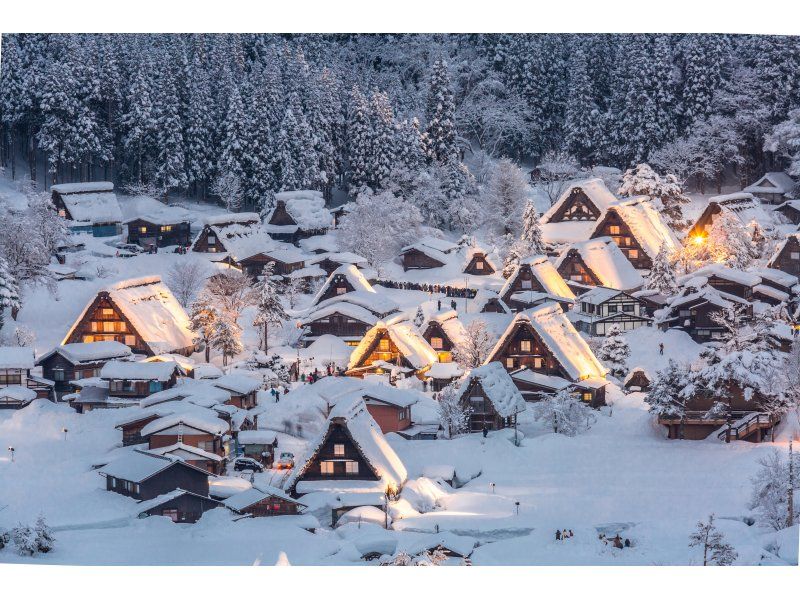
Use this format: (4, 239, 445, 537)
(555, 530, 562, 541)
(450, 299, 457, 311)
(437, 299, 442, 311)
(482, 426, 488, 439)
(624, 538, 631, 548)
(659, 342, 664, 355)
(568, 529, 574, 538)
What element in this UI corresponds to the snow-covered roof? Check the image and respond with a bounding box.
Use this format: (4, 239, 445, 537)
(556, 237, 644, 291)
(307, 252, 368, 268)
(98, 449, 209, 482)
(64, 276, 194, 355)
(0, 385, 37, 402)
(541, 178, 619, 224)
(121, 195, 191, 225)
(510, 368, 572, 391)
(459, 361, 526, 417)
(500, 255, 576, 301)
(313, 290, 399, 319)
(464, 243, 500, 271)
(425, 361, 464, 380)
(680, 264, 761, 289)
(134, 489, 220, 515)
(578, 286, 628, 306)
(236, 430, 278, 445)
(311, 265, 376, 306)
(623, 367, 653, 386)
(752, 266, 798, 289)
(404, 531, 477, 558)
(425, 309, 469, 348)
(767, 233, 800, 268)
(53, 182, 122, 225)
(402, 235, 460, 255)
(239, 243, 308, 265)
(704, 193, 776, 231)
(348, 321, 438, 371)
(36, 341, 132, 366)
(599, 197, 680, 260)
(211, 374, 261, 395)
(301, 301, 380, 327)
(203, 212, 261, 227)
(138, 381, 230, 408)
(287, 395, 407, 493)
(223, 483, 304, 512)
(148, 442, 224, 462)
(0, 347, 35, 370)
(140, 411, 229, 437)
(743, 172, 795, 195)
(337, 384, 421, 409)
(487, 303, 607, 381)
(272, 190, 331, 231)
(471, 289, 510, 313)
(101, 360, 178, 381)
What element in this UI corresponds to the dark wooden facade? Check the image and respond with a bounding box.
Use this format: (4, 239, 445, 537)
(126, 218, 191, 248)
(316, 272, 359, 304)
(231, 494, 302, 517)
(303, 310, 373, 343)
(576, 291, 651, 336)
(501, 263, 562, 311)
(346, 329, 418, 377)
(557, 249, 604, 286)
(659, 297, 753, 342)
(106, 372, 178, 399)
(288, 418, 380, 495)
(104, 460, 210, 501)
(139, 492, 221, 523)
(401, 248, 446, 271)
(148, 426, 225, 457)
(420, 320, 456, 363)
(463, 252, 495, 275)
(624, 370, 651, 392)
(191, 225, 226, 253)
(547, 187, 602, 223)
(776, 203, 800, 225)
(487, 318, 568, 376)
(591, 210, 653, 269)
(769, 235, 800, 276)
(239, 253, 305, 279)
(458, 378, 516, 432)
(117, 414, 161, 446)
(266, 200, 326, 243)
(37, 352, 115, 394)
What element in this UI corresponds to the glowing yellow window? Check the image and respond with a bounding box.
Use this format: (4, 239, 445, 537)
(320, 461, 334, 475)
(476, 261, 484, 270)
(161, 225, 172, 232)
(520, 340, 531, 352)
(379, 339, 390, 351)
(609, 225, 620, 235)
(430, 337, 443, 350)
(139, 226, 147, 234)
(333, 444, 345, 457)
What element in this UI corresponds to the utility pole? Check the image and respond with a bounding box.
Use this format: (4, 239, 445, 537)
(788, 439, 795, 529)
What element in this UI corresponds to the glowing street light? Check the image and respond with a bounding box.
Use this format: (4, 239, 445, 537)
(691, 235, 705, 246)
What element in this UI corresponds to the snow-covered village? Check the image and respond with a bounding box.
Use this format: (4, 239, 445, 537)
(2, 27, 800, 575)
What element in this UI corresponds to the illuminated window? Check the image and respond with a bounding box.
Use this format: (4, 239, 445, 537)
(520, 340, 531, 352)
(336, 287, 347, 295)
(161, 225, 172, 232)
(505, 358, 515, 369)
(521, 279, 532, 289)
(430, 337, 443, 349)
(139, 226, 147, 234)
(101, 308, 115, 317)
(83, 335, 94, 343)
(102, 321, 116, 333)
(333, 443, 345, 457)
(345, 461, 359, 474)
(320, 461, 334, 475)
(582, 392, 592, 402)
(124, 335, 136, 346)
(207, 235, 216, 245)
(475, 261, 484, 270)
(534, 357, 544, 369)
(609, 225, 620, 235)
(628, 249, 639, 259)
(379, 338, 390, 351)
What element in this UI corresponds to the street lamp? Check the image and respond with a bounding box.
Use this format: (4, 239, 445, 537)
(7, 446, 14, 463)
(490, 482, 495, 494)
(515, 501, 520, 516)
(62, 427, 68, 441)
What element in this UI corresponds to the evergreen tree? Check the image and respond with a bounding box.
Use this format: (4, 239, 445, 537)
(0, 256, 21, 333)
(425, 59, 459, 164)
(34, 516, 54, 554)
(217, 85, 249, 206)
(515, 199, 547, 257)
(188, 297, 219, 363)
(185, 54, 216, 197)
(347, 86, 372, 193)
(482, 158, 527, 235)
(646, 243, 679, 296)
(211, 316, 243, 367)
(152, 70, 187, 198)
(367, 90, 397, 189)
(644, 359, 692, 421)
(120, 62, 155, 185)
(252, 262, 288, 354)
(564, 44, 601, 164)
(597, 324, 630, 378)
(681, 35, 730, 130)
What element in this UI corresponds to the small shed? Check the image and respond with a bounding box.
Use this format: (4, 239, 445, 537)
(236, 429, 278, 465)
(223, 484, 305, 517)
(743, 172, 795, 205)
(623, 368, 652, 392)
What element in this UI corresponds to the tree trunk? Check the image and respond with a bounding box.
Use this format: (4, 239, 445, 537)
(264, 322, 269, 354)
(205, 341, 210, 363)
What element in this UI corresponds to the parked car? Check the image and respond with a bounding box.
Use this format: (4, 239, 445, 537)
(275, 452, 295, 470)
(233, 457, 264, 473)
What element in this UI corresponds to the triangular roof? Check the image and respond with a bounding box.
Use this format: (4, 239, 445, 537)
(268, 190, 331, 231)
(541, 178, 619, 224)
(743, 172, 795, 194)
(140, 411, 229, 437)
(98, 449, 212, 482)
(36, 341, 132, 366)
(556, 237, 644, 291)
(422, 310, 468, 347)
(593, 197, 680, 260)
(457, 362, 526, 418)
(311, 264, 376, 306)
(223, 483, 305, 512)
(347, 320, 438, 371)
(52, 182, 122, 225)
(500, 255, 576, 301)
(485, 303, 607, 381)
(286, 395, 407, 493)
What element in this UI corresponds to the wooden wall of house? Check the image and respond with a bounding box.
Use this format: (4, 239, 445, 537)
(268, 201, 298, 226)
(64, 294, 152, 355)
(148, 432, 223, 455)
(548, 188, 601, 222)
(127, 219, 191, 248)
(120, 416, 160, 446)
(459, 381, 507, 432)
(38, 353, 107, 392)
(402, 249, 445, 271)
(317, 274, 358, 303)
(490, 323, 566, 376)
(421, 321, 455, 353)
(770, 237, 800, 276)
(191, 226, 225, 253)
(366, 403, 411, 434)
(141, 493, 219, 523)
(688, 204, 723, 238)
(464, 253, 495, 275)
(592, 211, 653, 269)
(557, 252, 602, 286)
(305, 313, 372, 341)
(501, 264, 549, 307)
(240, 255, 304, 278)
(240, 497, 300, 517)
(108, 374, 176, 398)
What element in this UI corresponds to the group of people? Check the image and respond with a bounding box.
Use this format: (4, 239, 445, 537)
(555, 529, 574, 541)
(599, 533, 631, 549)
(377, 279, 477, 299)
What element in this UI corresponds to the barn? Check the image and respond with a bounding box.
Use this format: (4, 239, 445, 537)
(263, 190, 331, 243)
(456, 362, 526, 433)
(51, 181, 123, 237)
(499, 255, 576, 312)
(743, 171, 795, 205)
(555, 237, 644, 293)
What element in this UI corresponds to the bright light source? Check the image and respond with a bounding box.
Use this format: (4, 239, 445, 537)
(692, 235, 705, 246)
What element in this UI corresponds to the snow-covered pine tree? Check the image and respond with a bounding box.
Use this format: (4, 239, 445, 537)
(120, 61, 155, 185)
(533, 389, 596, 436)
(564, 44, 601, 164)
(185, 53, 216, 198)
(689, 514, 737, 566)
(644, 359, 693, 421)
(11, 524, 36, 557)
(34, 516, 54, 554)
(0, 255, 22, 333)
(596, 324, 630, 378)
(706, 210, 755, 269)
(217, 85, 249, 207)
(748, 450, 800, 531)
(347, 86, 372, 193)
(413, 306, 424, 327)
(252, 262, 288, 354)
(188, 297, 219, 363)
(645, 242, 679, 296)
(395, 118, 426, 173)
(680, 34, 730, 130)
(152, 69, 187, 199)
(618, 163, 689, 228)
(425, 59, 459, 164)
(512, 199, 546, 259)
(211, 316, 243, 367)
(483, 157, 527, 236)
(367, 90, 397, 190)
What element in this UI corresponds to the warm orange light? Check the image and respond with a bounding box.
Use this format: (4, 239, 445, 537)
(692, 235, 706, 246)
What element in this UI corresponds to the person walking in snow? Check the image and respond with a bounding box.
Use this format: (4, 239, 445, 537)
(555, 530, 561, 541)
(450, 299, 457, 311)
(659, 342, 664, 355)
(482, 426, 488, 439)
(437, 299, 442, 311)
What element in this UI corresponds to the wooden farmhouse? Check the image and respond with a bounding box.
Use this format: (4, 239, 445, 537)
(63, 276, 195, 357)
(223, 484, 306, 517)
(775, 200, 800, 225)
(680, 264, 796, 307)
(237, 244, 308, 280)
(263, 190, 331, 244)
(555, 237, 644, 293)
(456, 362, 526, 432)
(655, 284, 753, 342)
(539, 178, 621, 245)
(140, 412, 229, 459)
(120, 195, 193, 249)
(0, 386, 36, 409)
(346, 320, 438, 379)
(51, 182, 123, 237)
(743, 171, 796, 205)
(485, 303, 609, 406)
(623, 368, 652, 392)
(472, 290, 510, 314)
(115, 411, 163, 446)
(333, 385, 420, 434)
(149, 442, 225, 475)
(307, 252, 368, 276)
(768, 234, 800, 277)
(210, 374, 260, 409)
(572, 287, 652, 336)
(311, 265, 377, 306)
(35, 341, 132, 396)
(285, 396, 407, 497)
(463, 245, 498, 276)
(424, 362, 464, 392)
(499, 256, 576, 312)
(419, 310, 467, 363)
(589, 197, 680, 270)
(190, 212, 263, 254)
(400, 236, 460, 271)
(101, 361, 180, 400)
(657, 385, 781, 442)
(135, 489, 222, 523)
(687, 192, 775, 240)
(0, 347, 50, 399)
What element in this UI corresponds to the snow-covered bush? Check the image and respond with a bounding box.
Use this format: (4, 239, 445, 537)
(748, 450, 799, 531)
(689, 514, 737, 566)
(436, 382, 471, 439)
(167, 259, 209, 306)
(34, 516, 54, 554)
(11, 524, 37, 556)
(533, 390, 596, 436)
(452, 320, 494, 369)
